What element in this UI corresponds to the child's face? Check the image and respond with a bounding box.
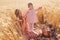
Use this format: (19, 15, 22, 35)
(29, 5, 33, 10)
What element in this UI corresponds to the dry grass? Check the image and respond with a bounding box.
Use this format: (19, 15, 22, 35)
(0, 0, 60, 40)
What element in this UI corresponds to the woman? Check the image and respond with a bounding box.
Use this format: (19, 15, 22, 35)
(15, 9, 24, 36)
(15, 9, 23, 27)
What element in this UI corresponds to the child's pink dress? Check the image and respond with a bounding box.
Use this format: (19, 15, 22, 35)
(26, 9, 38, 24)
(24, 9, 40, 38)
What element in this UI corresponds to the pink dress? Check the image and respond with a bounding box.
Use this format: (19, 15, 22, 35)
(26, 9, 38, 24)
(24, 9, 40, 38)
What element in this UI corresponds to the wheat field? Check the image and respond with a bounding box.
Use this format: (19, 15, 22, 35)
(0, 0, 60, 40)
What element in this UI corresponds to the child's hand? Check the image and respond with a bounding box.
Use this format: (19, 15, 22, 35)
(35, 7, 42, 12)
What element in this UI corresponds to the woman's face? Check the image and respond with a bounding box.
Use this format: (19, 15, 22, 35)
(19, 11, 22, 16)
(15, 9, 22, 18)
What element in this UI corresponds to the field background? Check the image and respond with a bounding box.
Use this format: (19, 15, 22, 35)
(0, 0, 60, 40)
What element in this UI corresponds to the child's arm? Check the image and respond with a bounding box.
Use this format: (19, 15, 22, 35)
(36, 7, 42, 11)
(35, 7, 42, 13)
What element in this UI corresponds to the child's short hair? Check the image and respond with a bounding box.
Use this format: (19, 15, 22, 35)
(15, 9, 19, 17)
(28, 3, 33, 8)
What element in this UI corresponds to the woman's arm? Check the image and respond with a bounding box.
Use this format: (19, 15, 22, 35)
(15, 21, 23, 36)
